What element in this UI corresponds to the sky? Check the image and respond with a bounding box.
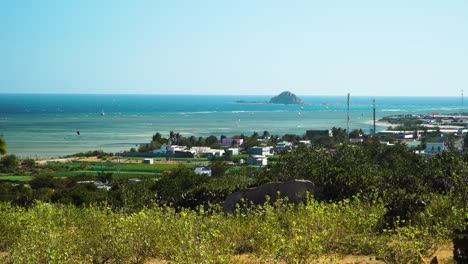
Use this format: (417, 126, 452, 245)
(1, 0, 467, 96)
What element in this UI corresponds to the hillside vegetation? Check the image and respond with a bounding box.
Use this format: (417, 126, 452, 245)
(0, 141, 467, 263)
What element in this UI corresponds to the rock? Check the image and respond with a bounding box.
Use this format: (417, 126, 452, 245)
(222, 179, 315, 212)
(269, 91, 304, 105)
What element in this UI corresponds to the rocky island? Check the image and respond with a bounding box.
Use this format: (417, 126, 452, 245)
(235, 91, 304, 104)
(269, 91, 304, 104)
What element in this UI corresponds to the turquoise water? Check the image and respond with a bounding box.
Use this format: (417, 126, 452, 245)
(0, 94, 465, 157)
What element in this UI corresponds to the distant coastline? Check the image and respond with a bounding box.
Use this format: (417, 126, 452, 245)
(235, 100, 268, 104)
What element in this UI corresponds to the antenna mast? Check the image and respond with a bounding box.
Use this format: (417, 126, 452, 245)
(373, 98, 376, 138)
(347, 93, 350, 138)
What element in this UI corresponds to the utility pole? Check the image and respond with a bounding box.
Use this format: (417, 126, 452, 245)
(373, 98, 376, 138)
(347, 93, 350, 139)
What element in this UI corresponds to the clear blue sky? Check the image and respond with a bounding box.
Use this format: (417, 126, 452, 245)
(1, 0, 467, 96)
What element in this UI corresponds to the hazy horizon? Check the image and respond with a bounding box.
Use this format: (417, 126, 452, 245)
(0, 92, 464, 99)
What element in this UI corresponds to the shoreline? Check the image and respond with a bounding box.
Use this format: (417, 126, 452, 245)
(365, 120, 392, 128)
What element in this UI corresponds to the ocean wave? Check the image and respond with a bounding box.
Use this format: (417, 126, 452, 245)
(178, 111, 218, 115)
(381, 109, 406, 112)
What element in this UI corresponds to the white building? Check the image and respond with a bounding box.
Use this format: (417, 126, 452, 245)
(227, 147, 239, 155)
(276, 141, 293, 150)
(194, 167, 212, 177)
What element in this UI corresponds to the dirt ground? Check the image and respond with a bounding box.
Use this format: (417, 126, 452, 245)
(144, 244, 456, 264)
(0, 245, 456, 264)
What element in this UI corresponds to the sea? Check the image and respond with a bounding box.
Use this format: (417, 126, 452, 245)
(0, 94, 465, 158)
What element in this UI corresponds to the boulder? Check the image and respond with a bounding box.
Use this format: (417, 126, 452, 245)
(222, 179, 315, 212)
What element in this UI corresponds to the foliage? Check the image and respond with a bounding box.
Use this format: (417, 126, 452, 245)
(64, 149, 112, 158)
(0, 136, 6, 156)
(0, 197, 454, 263)
(465, 133, 468, 149)
(0, 155, 18, 172)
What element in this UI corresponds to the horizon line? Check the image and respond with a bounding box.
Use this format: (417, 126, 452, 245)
(0, 92, 464, 98)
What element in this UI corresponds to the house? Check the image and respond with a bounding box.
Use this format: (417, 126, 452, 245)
(425, 142, 448, 154)
(203, 149, 225, 157)
(393, 131, 420, 140)
(349, 138, 364, 143)
(77, 181, 111, 191)
(246, 155, 268, 166)
(194, 166, 212, 176)
(167, 145, 187, 154)
(221, 138, 244, 147)
(143, 158, 154, 164)
(275, 141, 293, 151)
(190, 146, 212, 153)
(248, 146, 272, 156)
(152, 144, 168, 155)
(306, 130, 333, 139)
(306, 130, 334, 145)
(226, 148, 239, 155)
(298, 140, 311, 146)
(166, 145, 196, 158)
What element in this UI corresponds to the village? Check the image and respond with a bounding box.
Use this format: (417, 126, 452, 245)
(102, 112, 468, 181)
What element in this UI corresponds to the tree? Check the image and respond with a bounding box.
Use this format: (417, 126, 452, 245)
(220, 135, 227, 142)
(153, 166, 207, 207)
(0, 137, 6, 156)
(169, 131, 176, 144)
(281, 134, 300, 144)
(21, 158, 36, 170)
(196, 137, 206, 146)
(29, 175, 55, 189)
(0, 154, 18, 171)
(188, 136, 196, 146)
(251, 131, 259, 139)
(230, 140, 238, 147)
(270, 135, 280, 144)
(205, 135, 218, 147)
(210, 160, 227, 177)
(175, 132, 181, 145)
(349, 129, 363, 138)
(262, 130, 270, 139)
(464, 133, 468, 149)
(152, 132, 162, 143)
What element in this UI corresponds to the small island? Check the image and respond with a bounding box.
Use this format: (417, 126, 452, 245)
(269, 91, 304, 105)
(235, 91, 305, 105)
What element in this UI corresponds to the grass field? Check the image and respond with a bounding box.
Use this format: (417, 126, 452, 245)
(0, 176, 34, 182)
(51, 170, 158, 177)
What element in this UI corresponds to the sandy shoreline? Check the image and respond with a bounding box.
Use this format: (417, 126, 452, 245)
(364, 120, 392, 128)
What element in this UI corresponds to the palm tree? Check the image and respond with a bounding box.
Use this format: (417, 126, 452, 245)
(175, 133, 181, 145)
(152, 132, 162, 143)
(0, 137, 6, 156)
(169, 131, 175, 145)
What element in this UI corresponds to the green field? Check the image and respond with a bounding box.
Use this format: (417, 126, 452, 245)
(51, 170, 158, 177)
(0, 175, 34, 182)
(45, 162, 86, 168)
